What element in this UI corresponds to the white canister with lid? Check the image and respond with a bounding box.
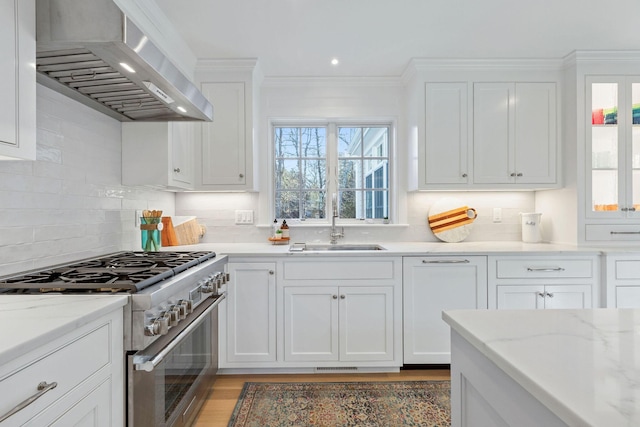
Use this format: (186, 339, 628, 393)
(520, 212, 543, 243)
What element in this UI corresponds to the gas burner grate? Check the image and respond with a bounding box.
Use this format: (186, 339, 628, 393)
(0, 251, 216, 293)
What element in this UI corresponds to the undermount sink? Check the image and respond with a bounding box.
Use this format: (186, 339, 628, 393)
(290, 243, 386, 252)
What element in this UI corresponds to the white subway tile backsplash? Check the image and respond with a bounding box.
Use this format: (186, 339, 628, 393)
(0, 85, 176, 276)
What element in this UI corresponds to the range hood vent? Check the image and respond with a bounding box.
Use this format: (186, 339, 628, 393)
(35, 0, 213, 122)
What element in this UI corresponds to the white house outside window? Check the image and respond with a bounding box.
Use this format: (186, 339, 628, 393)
(274, 123, 391, 221)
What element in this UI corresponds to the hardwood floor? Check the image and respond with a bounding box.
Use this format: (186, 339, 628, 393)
(193, 368, 451, 426)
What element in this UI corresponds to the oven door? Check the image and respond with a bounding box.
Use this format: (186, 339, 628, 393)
(128, 295, 223, 427)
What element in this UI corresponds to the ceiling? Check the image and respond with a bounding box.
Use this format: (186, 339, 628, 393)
(154, 0, 640, 77)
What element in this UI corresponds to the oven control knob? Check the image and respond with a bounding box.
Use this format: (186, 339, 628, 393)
(177, 303, 187, 319)
(168, 306, 180, 326)
(145, 315, 169, 336)
(180, 299, 193, 315)
(201, 280, 214, 293)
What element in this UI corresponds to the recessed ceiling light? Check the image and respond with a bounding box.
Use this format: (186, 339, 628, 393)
(331, 58, 339, 66)
(119, 62, 136, 73)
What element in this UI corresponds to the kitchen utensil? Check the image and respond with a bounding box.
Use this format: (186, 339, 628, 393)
(428, 198, 477, 243)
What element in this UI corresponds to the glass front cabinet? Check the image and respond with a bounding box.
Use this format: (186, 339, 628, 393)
(587, 76, 640, 219)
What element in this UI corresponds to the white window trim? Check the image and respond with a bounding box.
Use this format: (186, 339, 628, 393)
(264, 118, 398, 226)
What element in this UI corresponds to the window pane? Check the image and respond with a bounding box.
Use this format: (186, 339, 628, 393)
(339, 190, 358, 218)
(300, 128, 326, 157)
(338, 128, 362, 157)
(339, 159, 359, 189)
(274, 128, 300, 158)
(275, 159, 300, 190)
(303, 191, 326, 219)
(275, 191, 300, 218)
(302, 159, 326, 189)
(363, 127, 389, 158)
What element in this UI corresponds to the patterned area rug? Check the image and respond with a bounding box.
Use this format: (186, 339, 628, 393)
(227, 381, 451, 427)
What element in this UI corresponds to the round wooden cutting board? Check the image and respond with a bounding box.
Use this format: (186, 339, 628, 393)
(428, 197, 477, 243)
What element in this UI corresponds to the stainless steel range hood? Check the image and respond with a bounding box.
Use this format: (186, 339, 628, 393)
(35, 0, 213, 122)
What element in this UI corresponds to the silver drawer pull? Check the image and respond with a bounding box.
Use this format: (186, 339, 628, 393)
(0, 381, 58, 423)
(422, 259, 470, 264)
(610, 231, 640, 235)
(526, 267, 565, 272)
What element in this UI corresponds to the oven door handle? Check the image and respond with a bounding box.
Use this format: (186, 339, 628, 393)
(133, 294, 225, 372)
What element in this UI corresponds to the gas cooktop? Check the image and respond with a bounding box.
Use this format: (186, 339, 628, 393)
(0, 251, 216, 293)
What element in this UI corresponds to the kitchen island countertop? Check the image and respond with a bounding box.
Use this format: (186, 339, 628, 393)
(0, 295, 128, 367)
(443, 308, 640, 426)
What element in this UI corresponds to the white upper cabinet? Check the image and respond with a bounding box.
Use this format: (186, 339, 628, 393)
(198, 82, 248, 189)
(194, 59, 260, 191)
(0, 0, 36, 160)
(473, 82, 557, 187)
(122, 122, 194, 191)
(423, 82, 470, 186)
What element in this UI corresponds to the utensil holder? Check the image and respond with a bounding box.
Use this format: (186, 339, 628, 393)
(140, 217, 163, 251)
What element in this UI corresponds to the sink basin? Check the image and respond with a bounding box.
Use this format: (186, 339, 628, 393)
(290, 243, 386, 252)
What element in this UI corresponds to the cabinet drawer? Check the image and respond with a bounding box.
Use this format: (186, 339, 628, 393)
(0, 324, 110, 423)
(495, 259, 593, 279)
(614, 260, 640, 279)
(283, 259, 396, 280)
(586, 225, 640, 241)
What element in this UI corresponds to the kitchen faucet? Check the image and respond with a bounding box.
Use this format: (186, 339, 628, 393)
(330, 193, 344, 244)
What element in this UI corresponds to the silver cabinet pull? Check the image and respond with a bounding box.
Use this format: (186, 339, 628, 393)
(332, 295, 338, 299)
(537, 292, 545, 297)
(173, 168, 181, 173)
(239, 173, 244, 178)
(340, 295, 346, 299)
(517, 172, 523, 177)
(526, 267, 565, 272)
(510, 172, 516, 177)
(610, 231, 640, 235)
(0, 381, 58, 423)
(422, 259, 470, 264)
(462, 173, 468, 178)
(545, 292, 554, 298)
(269, 270, 274, 275)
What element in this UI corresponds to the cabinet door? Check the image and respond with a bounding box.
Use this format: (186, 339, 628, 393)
(47, 379, 112, 427)
(474, 82, 557, 186)
(424, 82, 469, 185)
(615, 286, 640, 308)
(283, 287, 339, 362)
(403, 256, 487, 364)
(224, 263, 276, 363)
(543, 285, 592, 309)
(339, 286, 394, 362)
(0, 0, 35, 160)
(200, 82, 247, 188)
(514, 83, 557, 184)
(496, 285, 545, 309)
(170, 122, 194, 187)
(473, 83, 513, 184)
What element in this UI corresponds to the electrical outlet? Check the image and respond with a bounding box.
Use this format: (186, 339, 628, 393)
(492, 207, 502, 223)
(235, 210, 254, 225)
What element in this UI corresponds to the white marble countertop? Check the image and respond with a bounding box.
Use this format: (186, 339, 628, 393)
(166, 241, 604, 256)
(443, 308, 640, 427)
(0, 295, 128, 367)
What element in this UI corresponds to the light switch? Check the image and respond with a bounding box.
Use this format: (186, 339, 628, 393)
(235, 210, 254, 224)
(492, 208, 502, 223)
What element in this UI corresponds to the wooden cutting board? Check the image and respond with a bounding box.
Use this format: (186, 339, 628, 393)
(428, 197, 477, 243)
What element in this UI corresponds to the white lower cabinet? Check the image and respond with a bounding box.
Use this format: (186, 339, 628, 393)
(220, 261, 277, 367)
(280, 257, 403, 369)
(403, 256, 487, 364)
(488, 255, 599, 309)
(0, 309, 124, 426)
(496, 284, 592, 309)
(605, 253, 640, 308)
(284, 286, 394, 363)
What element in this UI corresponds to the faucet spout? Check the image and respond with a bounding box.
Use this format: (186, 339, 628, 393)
(330, 193, 344, 244)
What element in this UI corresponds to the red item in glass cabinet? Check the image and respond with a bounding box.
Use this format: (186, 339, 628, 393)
(592, 109, 604, 124)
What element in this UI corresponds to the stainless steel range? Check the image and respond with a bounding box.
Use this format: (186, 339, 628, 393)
(0, 251, 228, 427)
